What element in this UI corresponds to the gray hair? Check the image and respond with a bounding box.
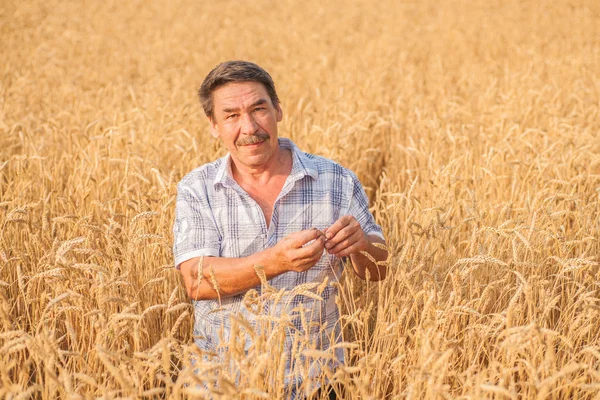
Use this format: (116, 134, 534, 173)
(198, 61, 280, 119)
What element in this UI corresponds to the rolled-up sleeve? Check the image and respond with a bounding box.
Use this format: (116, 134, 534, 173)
(173, 183, 221, 269)
(346, 173, 385, 240)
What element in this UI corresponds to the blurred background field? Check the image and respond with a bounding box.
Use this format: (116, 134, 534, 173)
(1, 0, 600, 398)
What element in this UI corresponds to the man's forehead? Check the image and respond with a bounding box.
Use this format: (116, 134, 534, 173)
(213, 81, 271, 110)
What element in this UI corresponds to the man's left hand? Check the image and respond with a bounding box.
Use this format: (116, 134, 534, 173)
(323, 215, 369, 257)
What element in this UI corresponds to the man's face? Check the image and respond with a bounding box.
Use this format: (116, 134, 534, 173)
(209, 81, 283, 169)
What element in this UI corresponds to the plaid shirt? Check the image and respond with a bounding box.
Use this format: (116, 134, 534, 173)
(173, 138, 383, 391)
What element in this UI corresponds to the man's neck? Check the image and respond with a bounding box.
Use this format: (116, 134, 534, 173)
(231, 147, 293, 186)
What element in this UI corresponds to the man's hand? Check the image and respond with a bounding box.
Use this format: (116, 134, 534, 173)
(269, 228, 326, 273)
(323, 215, 369, 257)
(179, 228, 326, 301)
(324, 215, 388, 281)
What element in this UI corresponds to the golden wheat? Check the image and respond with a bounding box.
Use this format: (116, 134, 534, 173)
(2, 0, 600, 398)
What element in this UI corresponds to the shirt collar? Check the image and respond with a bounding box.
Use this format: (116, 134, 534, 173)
(213, 138, 318, 188)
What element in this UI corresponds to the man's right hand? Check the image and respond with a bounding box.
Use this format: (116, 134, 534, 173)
(269, 228, 326, 273)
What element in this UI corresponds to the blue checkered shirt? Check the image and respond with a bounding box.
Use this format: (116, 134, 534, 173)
(173, 138, 383, 392)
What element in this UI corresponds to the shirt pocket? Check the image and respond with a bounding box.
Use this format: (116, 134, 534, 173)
(282, 191, 340, 234)
(218, 205, 267, 258)
(309, 201, 337, 233)
(304, 199, 342, 275)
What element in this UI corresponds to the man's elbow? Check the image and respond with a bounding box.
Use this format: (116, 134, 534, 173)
(179, 273, 218, 301)
(367, 265, 387, 281)
(354, 263, 387, 281)
(185, 282, 218, 301)
(179, 258, 217, 300)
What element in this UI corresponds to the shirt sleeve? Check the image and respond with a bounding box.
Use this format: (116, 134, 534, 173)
(346, 172, 385, 240)
(172, 183, 221, 269)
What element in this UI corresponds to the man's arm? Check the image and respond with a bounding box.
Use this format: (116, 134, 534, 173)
(324, 215, 388, 281)
(348, 234, 387, 281)
(179, 229, 326, 300)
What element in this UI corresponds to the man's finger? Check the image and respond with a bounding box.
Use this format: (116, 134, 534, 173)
(297, 235, 326, 258)
(325, 225, 354, 249)
(325, 215, 353, 240)
(328, 230, 362, 254)
(335, 242, 362, 258)
(289, 228, 324, 248)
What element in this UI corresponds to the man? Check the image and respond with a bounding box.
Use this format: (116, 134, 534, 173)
(173, 61, 387, 397)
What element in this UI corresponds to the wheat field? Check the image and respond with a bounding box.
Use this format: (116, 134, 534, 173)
(1, 0, 600, 398)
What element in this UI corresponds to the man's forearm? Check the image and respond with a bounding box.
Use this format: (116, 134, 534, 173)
(180, 229, 327, 301)
(180, 250, 282, 301)
(349, 235, 388, 281)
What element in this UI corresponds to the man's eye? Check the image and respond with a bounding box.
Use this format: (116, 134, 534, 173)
(226, 114, 238, 120)
(253, 107, 265, 113)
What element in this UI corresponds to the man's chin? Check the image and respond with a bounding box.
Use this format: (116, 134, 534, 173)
(232, 150, 272, 167)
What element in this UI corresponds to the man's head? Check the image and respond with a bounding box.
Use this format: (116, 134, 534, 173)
(198, 61, 280, 120)
(200, 61, 284, 170)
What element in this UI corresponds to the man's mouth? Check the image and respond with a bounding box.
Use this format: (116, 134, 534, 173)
(236, 133, 269, 146)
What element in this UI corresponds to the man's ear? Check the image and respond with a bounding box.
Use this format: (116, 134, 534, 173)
(275, 103, 283, 122)
(208, 117, 220, 139)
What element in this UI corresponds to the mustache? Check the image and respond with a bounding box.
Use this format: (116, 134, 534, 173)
(236, 133, 270, 146)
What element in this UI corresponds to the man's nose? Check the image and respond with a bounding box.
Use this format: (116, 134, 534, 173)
(240, 113, 258, 134)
